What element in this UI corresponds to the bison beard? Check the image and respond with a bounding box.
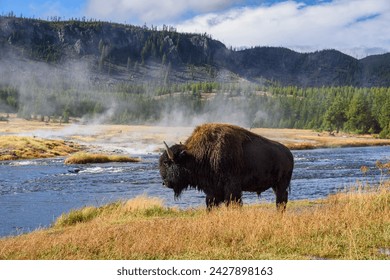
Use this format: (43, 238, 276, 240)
(158, 123, 294, 211)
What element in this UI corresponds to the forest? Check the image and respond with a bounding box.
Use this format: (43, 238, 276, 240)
(1, 82, 389, 138)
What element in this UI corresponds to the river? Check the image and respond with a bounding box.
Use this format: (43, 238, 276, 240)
(0, 146, 389, 237)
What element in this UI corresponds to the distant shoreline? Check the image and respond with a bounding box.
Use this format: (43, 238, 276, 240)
(1, 116, 390, 161)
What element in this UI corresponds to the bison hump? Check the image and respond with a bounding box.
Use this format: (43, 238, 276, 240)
(185, 123, 252, 173)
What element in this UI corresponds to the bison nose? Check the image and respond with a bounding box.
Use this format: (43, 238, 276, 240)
(162, 182, 165, 186)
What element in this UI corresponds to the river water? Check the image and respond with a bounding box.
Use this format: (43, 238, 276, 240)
(0, 146, 389, 237)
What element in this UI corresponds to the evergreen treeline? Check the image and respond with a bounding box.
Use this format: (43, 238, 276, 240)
(1, 83, 389, 138)
(255, 86, 390, 138)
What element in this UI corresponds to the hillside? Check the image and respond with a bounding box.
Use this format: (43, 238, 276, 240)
(1, 16, 390, 87)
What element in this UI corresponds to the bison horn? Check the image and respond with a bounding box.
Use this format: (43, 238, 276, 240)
(163, 141, 174, 160)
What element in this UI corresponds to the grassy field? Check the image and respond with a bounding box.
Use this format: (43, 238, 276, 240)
(0, 135, 81, 161)
(0, 181, 389, 260)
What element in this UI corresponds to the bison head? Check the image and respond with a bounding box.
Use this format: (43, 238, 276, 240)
(159, 142, 191, 198)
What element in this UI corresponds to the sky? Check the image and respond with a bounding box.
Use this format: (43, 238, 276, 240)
(1, 0, 389, 57)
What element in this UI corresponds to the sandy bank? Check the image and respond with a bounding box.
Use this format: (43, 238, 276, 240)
(1, 116, 390, 159)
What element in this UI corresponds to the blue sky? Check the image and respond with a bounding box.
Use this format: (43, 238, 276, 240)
(0, 1, 330, 19)
(1, 0, 389, 57)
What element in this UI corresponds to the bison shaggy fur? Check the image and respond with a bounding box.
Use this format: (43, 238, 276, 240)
(159, 123, 294, 210)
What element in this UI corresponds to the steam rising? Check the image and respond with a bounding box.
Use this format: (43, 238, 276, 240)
(1, 50, 267, 154)
(156, 94, 251, 128)
(0, 49, 262, 127)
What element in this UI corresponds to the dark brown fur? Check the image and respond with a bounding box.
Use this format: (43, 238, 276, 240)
(185, 123, 251, 173)
(159, 123, 294, 210)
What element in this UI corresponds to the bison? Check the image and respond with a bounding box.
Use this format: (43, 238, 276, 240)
(159, 123, 294, 210)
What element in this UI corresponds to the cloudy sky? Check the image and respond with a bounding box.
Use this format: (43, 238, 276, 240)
(1, 0, 389, 57)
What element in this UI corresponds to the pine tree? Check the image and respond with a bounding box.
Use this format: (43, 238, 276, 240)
(378, 98, 390, 138)
(346, 93, 373, 134)
(127, 57, 131, 72)
(162, 54, 167, 65)
(98, 45, 105, 72)
(323, 95, 347, 133)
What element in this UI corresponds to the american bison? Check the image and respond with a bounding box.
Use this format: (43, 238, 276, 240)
(159, 123, 294, 210)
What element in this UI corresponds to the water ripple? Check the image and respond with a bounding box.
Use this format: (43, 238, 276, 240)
(0, 146, 389, 237)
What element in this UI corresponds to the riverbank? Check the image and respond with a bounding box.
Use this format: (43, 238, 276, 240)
(1, 116, 390, 160)
(0, 182, 389, 260)
(0, 135, 81, 161)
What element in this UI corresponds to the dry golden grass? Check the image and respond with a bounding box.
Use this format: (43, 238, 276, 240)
(0, 136, 81, 161)
(0, 115, 66, 134)
(0, 182, 389, 260)
(2, 116, 390, 156)
(64, 152, 140, 164)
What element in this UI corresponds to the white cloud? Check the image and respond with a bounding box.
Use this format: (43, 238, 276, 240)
(83, 0, 390, 57)
(176, 0, 390, 57)
(85, 0, 241, 23)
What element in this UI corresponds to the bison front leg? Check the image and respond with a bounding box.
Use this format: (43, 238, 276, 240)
(205, 194, 223, 211)
(224, 191, 243, 207)
(223, 181, 243, 207)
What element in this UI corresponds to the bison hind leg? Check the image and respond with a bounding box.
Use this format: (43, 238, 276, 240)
(276, 194, 287, 212)
(272, 182, 289, 212)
